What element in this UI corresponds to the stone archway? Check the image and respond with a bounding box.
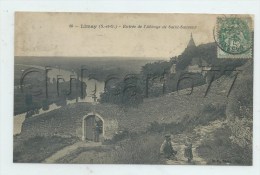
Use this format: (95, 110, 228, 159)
(82, 112, 104, 141)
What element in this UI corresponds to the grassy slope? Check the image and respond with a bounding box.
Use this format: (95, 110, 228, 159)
(196, 61, 253, 165)
(13, 136, 78, 163)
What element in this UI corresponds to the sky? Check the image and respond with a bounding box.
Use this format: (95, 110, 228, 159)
(15, 12, 218, 59)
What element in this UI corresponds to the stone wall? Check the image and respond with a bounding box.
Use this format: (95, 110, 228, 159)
(19, 103, 121, 140)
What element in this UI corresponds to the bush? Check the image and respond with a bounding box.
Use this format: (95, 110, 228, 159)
(147, 104, 226, 135)
(197, 126, 252, 165)
(111, 133, 164, 164)
(228, 117, 252, 148)
(195, 104, 226, 125)
(103, 130, 138, 145)
(147, 121, 186, 134)
(100, 76, 144, 107)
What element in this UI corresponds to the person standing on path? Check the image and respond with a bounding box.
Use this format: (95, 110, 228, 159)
(94, 122, 100, 142)
(184, 138, 193, 163)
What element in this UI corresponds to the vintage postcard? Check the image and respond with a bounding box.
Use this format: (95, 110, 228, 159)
(14, 12, 253, 165)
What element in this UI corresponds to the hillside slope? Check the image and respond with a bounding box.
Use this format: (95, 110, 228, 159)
(17, 67, 237, 137)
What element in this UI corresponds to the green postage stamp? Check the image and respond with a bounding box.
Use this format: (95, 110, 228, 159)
(216, 16, 253, 59)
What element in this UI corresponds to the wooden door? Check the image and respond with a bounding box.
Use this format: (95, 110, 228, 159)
(85, 115, 95, 141)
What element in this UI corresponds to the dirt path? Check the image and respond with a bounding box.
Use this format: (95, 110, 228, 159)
(43, 141, 102, 163)
(166, 120, 226, 165)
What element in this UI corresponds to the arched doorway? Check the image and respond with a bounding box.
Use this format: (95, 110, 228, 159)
(82, 113, 104, 142)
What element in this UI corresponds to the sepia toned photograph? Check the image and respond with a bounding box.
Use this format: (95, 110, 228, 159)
(13, 12, 253, 165)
